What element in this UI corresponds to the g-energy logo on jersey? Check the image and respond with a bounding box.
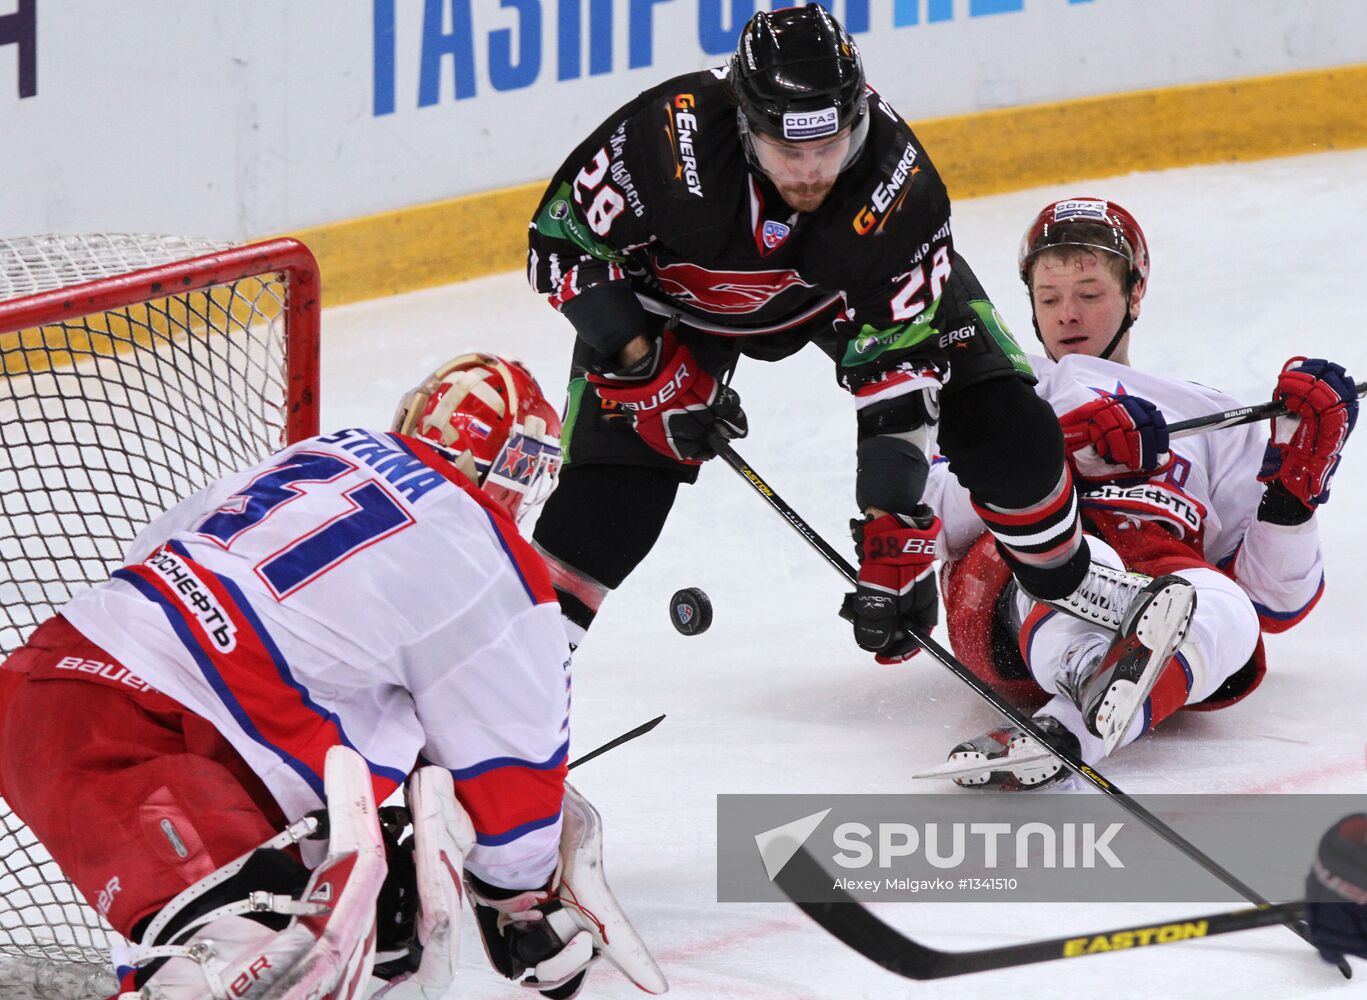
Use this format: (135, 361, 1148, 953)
(854, 143, 919, 235)
(665, 94, 704, 198)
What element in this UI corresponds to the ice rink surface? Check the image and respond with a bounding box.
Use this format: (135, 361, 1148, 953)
(325, 150, 1367, 999)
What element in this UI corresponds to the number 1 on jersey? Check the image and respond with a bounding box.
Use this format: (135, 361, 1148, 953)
(197, 452, 414, 599)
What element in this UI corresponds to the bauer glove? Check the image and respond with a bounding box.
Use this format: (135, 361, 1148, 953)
(1259, 357, 1359, 508)
(841, 505, 939, 664)
(588, 332, 747, 465)
(1060, 394, 1171, 483)
(466, 784, 666, 999)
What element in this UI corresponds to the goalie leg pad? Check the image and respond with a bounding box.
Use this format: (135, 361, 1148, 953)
(127, 747, 387, 1000)
(371, 765, 476, 999)
(262, 746, 387, 1000)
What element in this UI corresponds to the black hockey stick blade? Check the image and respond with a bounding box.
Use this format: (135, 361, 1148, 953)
(775, 844, 1305, 980)
(568, 714, 665, 771)
(1168, 379, 1367, 440)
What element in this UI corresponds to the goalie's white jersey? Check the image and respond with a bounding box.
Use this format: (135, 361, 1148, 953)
(929, 354, 1325, 629)
(61, 428, 571, 889)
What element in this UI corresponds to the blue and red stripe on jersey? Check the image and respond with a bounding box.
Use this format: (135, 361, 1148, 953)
(1216, 545, 1325, 633)
(451, 739, 569, 847)
(114, 541, 405, 805)
(390, 434, 558, 607)
(1248, 579, 1324, 633)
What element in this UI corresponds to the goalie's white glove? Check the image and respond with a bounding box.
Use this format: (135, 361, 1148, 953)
(466, 783, 667, 999)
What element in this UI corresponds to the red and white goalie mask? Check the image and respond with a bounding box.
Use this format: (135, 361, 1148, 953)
(392, 354, 563, 523)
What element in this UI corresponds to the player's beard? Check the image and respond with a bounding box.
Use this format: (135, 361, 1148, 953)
(775, 177, 837, 214)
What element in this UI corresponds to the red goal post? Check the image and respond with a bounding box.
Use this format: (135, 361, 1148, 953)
(0, 234, 321, 997)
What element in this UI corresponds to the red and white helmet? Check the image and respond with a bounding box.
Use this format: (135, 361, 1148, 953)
(392, 354, 562, 523)
(1018, 197, 1150, 290)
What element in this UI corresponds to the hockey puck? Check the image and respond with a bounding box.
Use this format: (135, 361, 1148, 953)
(669, 587, 713, 636)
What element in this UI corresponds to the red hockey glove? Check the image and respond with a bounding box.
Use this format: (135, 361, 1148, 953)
(1259, 357, 1359, 508)
(841, 506, 939, 664)
(1305, 813, 1367, 965)
(1061, 394, 1171, 483)
(588, 332, 747, 465)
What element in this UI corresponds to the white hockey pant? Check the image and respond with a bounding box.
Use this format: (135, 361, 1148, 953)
(1018, 536, 1259, 760)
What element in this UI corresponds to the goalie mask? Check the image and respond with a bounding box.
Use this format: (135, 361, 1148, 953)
(392, 354, 562, 524)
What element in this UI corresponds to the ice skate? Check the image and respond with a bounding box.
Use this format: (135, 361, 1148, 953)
(1039, 561, 1153, 631)
(914, 715, 1080, 790)
(1071, 574, 1197, 755)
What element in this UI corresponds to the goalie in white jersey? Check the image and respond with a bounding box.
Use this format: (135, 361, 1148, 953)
(918, 198, 1359, 788)
(0, 355, 667, 999)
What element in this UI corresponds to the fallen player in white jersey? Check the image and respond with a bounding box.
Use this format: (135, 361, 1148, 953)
(0, 354, 667, 998)
(919, 198, 1358, 787)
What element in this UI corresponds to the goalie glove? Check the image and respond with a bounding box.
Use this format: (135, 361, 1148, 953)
(466, 783, 667, 999)
(1259, 357, 1359, 508)
(588, 331, 746, 464)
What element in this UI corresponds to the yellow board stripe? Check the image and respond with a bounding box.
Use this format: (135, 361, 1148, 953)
(922, 63, 1367, 200)
(2, 279, 282, 375)
(286, 63, 1367, 308)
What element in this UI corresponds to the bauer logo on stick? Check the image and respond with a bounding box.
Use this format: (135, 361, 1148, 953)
(670, 587, 713, 635)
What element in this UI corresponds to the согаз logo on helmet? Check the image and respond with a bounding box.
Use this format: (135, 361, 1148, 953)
(1053, 200, 1109, 222)
(782, 107, 839, 140)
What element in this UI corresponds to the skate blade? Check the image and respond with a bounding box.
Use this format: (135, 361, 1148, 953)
(1096, 580, 1197, 755)
(913, 744, 1058, 781)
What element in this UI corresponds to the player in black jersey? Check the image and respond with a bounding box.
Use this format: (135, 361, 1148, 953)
(528, 6, 1093, 663)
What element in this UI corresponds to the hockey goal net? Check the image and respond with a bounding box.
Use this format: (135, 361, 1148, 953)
(0, 235, 320, 997)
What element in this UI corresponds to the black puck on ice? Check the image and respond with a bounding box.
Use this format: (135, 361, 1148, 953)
(669, 587, 713, 636)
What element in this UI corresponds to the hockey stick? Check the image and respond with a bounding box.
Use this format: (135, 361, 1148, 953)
(709, 437, 1350, 978)
(774, 843, 1304, 979)
(568, 714, 665, 771)
(1167, 380, 1367, 439)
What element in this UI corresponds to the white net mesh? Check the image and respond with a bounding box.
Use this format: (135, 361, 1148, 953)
(0, 235, 235, 303)
(0, 234, 316, 997)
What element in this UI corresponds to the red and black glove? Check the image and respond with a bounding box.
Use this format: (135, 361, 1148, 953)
(1305, 813, 1367, 965)
(588, 332, 747, 465)
(841, 506, 939, 664)
(1259, 357, 1359, 508)
(1060, 394, 1171, 483)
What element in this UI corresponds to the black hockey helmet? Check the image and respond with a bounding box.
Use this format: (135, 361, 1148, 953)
(730, 6, 869, 165)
